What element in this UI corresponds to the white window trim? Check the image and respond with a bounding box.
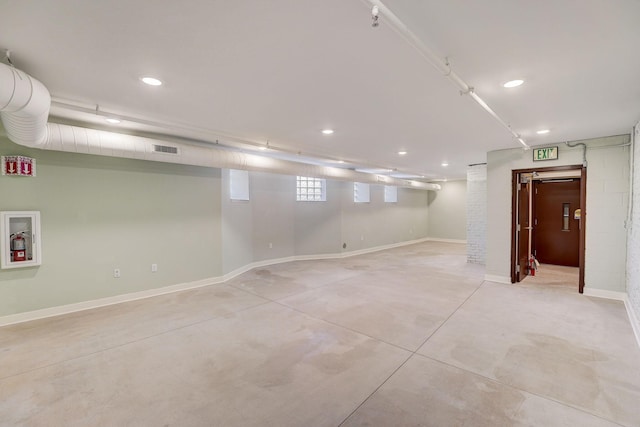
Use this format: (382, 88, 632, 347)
(229, 169, 250, 201)
(354, 182, 370, 203)
(384, 185, 398, 203)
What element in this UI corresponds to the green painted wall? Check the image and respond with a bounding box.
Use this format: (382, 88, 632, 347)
(427, 180, 467, 241)
(0, 136, 222, 316)
(0, 135, 433, 318)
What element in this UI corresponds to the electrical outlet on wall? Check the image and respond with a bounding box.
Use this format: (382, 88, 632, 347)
(151, 263, 158, 272)
(114, 268, 121, 278)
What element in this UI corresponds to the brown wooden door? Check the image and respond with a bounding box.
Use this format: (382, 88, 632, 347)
(533, 179, 580, 267)
(517, 181, 530, 280)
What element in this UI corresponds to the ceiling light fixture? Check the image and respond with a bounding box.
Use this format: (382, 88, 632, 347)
(141, 76, 162, 86)
(105, 118, 121, 124)
(441, 162, 449, 167)
(536, 129, 550, 135)
(503, 79, 524, 88)
(321, 129, 334, 135)
(398, 151, 407, 155)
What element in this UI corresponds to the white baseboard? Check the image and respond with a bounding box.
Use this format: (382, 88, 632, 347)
(0, 276, 220, 327)
(221, 255, 298, 282)
(341, 237, 431, 257)
(0, 237, 432, 327)
(582, 287, 626, 301)
(624, 296, 640, 349)
(582, 288, 639, 349)
(484, 274, 512, 284)
(426, 238, 467, 244)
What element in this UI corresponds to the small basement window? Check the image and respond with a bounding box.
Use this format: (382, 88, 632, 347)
(229, 169, 249, 201)
(296, 176, 326, 201)
(384, 185, 398, 203)
(354, 182, 370, 203)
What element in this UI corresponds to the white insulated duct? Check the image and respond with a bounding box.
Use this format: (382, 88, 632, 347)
(0, 63, 50, 147)
(0, 63, 440, 190)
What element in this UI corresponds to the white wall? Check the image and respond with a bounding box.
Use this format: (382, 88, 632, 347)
(427, 180, 467, 242)
(626, 123, 640, 334)
(220, 172, 430, 274)
(341, 183, 428, 251)
(487, 135, 630, 292)
(294, 179, 343, 256)
(221, 169, 254, 274)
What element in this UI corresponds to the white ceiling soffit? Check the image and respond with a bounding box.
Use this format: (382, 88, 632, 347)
(0, 0, 639, 180)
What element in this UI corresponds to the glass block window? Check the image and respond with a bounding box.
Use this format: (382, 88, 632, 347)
(296, 176, 326, 201)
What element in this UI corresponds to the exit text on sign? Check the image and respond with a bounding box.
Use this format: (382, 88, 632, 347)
(533, 146, 558, 161)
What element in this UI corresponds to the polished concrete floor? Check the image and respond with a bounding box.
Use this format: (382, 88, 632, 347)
(1, 242, 639, 426)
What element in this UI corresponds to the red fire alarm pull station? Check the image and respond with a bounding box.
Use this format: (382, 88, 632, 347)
(2, 156, 36, 177)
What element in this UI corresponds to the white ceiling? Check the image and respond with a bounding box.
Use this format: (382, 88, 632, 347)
(1, 0, 639, 179)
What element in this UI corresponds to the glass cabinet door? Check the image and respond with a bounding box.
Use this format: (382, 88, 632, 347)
(0, 211, 42, 269)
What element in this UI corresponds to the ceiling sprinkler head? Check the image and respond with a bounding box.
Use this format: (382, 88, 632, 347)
(371, 5, 380, 27)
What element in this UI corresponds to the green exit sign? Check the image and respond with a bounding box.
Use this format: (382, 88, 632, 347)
(533, 146, 558, 161)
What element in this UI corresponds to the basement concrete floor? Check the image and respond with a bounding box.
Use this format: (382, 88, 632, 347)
(1, 242, 639, 426)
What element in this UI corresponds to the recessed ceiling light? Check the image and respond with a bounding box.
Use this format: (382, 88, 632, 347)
(258, 146, 268, 151)
(105, 118, 121, 124)
(141, 76, 162, 86)
(398, 151, 407, 155)
(536, 129, 550, 135)
(441, 162, 449, 167)
(337, 160, 345, 164)
(503, 79, 524, 88)
(321, 129, 334, 135)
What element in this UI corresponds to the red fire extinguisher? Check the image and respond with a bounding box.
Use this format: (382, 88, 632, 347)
(529, 256, 536, 277)
(11, 233, 27, 262)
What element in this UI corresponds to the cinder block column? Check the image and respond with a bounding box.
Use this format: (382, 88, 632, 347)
(467, 164, 487, 264)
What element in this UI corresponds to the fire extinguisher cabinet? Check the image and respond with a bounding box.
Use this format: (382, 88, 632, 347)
(0, 211, 42, 269)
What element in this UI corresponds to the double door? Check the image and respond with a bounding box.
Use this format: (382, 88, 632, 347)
(512, 167, 584, 291)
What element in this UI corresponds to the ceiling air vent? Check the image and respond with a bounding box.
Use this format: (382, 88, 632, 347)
(153, 144, 179, 155)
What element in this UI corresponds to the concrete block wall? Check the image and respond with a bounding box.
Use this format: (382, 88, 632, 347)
(584, 142, 630, 291)
(627, 123, 640, 333)
(466, 164, 487, 264)
(486, 135, 630, 290)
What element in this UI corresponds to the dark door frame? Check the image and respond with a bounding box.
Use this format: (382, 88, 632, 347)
(510, 164, 587, 292)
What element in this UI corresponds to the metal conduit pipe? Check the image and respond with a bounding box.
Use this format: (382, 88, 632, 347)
(0, 63, 439, 191)
(564, 140, 588, 167)
(363, 0, 529, 149)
